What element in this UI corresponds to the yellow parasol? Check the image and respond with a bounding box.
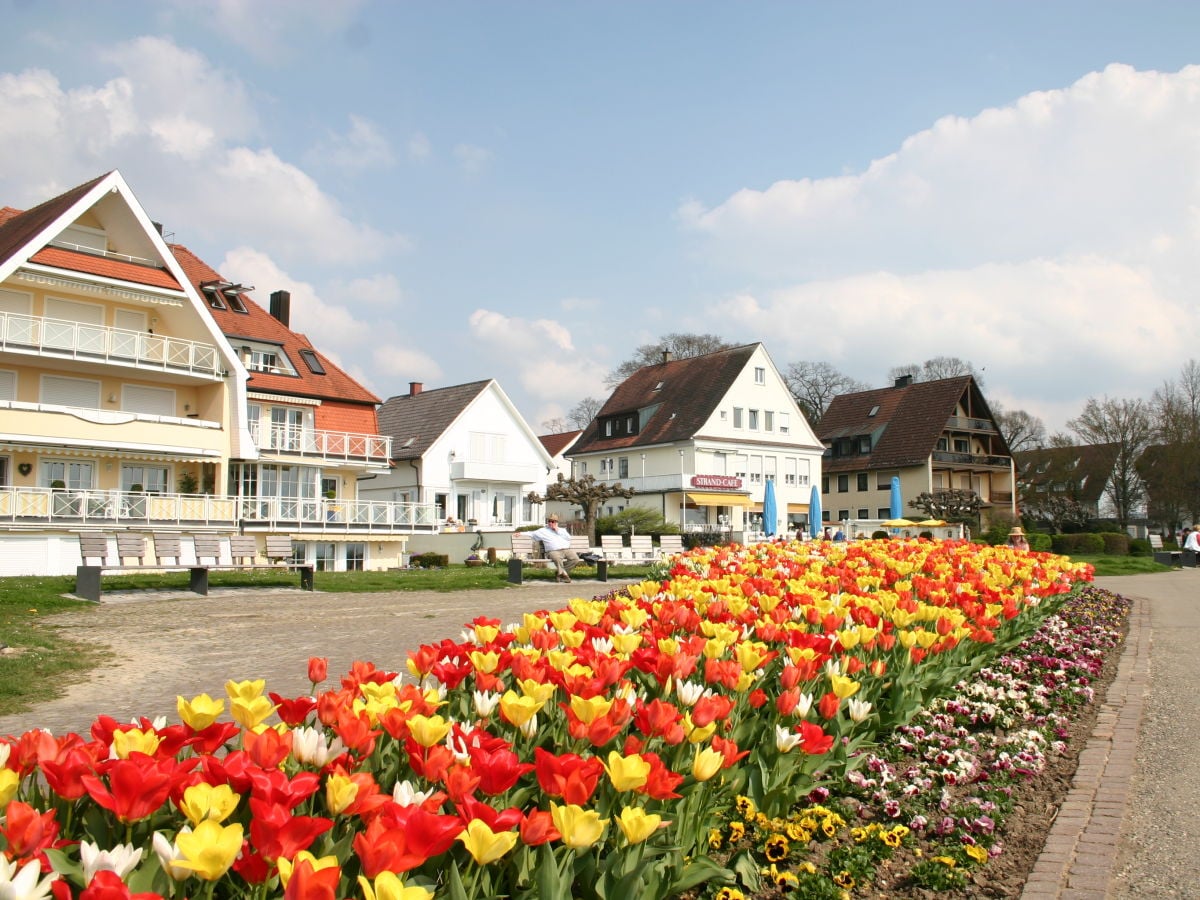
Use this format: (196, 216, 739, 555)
(917, 519, 947, 527)
(881, 518, 916, 527)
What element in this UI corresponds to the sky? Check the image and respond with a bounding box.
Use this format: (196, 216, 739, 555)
(3, 1, 1200, 436)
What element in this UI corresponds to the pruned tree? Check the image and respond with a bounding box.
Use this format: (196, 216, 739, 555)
(1020, 493, 1091, 533)
(567, 397, 604, 430)
(993, 406, 1047, 454)
(909, 489, 981, 524)
(527, 474, 636, 544)
(603, 333, 734, 388)
(1068, 397, 1153, 529)
(783, 361, 869, 426)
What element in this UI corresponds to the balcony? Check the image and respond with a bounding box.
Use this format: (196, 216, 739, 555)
(250, 422, 392, 465)
(449, 460, 544, 483)
(931, 450, 1012, 469)
(238, 497, 439, 533)
(0, 312, 223, 379)
(945, 416, 998, 433)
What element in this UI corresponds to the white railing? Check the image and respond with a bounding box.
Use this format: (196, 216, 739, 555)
(0, 487, 437, 533)
(249, 422, 392, 464)
(0, 312, 223, 378)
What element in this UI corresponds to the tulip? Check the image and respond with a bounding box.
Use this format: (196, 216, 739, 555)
(692, 746, 724, 782)
(457, 818, 519, 865)
(357, 872, 435, 900)
(79, 841, 143, 884)
(0, 768, 19, 808)
(325, 772, 360, 815)
(179, 782, 241, 825)
(829, 673, 860, 700)
(177, 694, 224, 731)
(847, 698, 873, 723)
(174, 819, 243, 881)
(307, 656, 329, 684)
(225, 678, 267, 702)
(291, 726, 345, 767)
(603, 751, 650, 792)
(775, 725, 803, 753)
(550, 802, 607, 849)
(0, 856, 58, 900)
(109, 728, 160, 760)
(152, 830, 192, 881)
(230, 695, 278, 730)
(406, 714, 451, 748)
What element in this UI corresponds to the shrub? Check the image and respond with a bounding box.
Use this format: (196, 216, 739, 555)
(919, 530, 934, 539)
(1129, 538, 1152, 557)
(872, 530, 889, 540)
(1100, 532, 1130, 555)
(1051, 533, 1105, 555)
(410, 552, 450, 568)
(596, 507, 678, 538)
(1029, 532, 1053, 552)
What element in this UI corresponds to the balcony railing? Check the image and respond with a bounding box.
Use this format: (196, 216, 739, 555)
(0, 487, 436, 533)
(0, 312, 223, 378)
(249, 422, 392, 464)
(932, 451, 1012, 468)
(945, 416, 997, 433)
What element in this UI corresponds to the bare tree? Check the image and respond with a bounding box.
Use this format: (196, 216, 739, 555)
(993, 406, 1047, 454)
(887, 363, 922, 384)
(527, 474, 636, 544)
(540, 416, 569, 434)
(783, 361, 870, 426)
(604, 333, 734, 388)
(1067, 397, 1153, 529)
(1142, 360, 1200, 530)
(567, 397, 604, 430)
(1020, 493, 1091, 533)
(887, 357, 983, 385)
(909, 489, 981, 524)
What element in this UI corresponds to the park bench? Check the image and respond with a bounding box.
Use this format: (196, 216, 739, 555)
(219, 535, 315, 590)
(1150, 534, 1184, 567)
(658, 534, 685, 557)
(629, 534, 658, 562)
(599, 534, 658, 565)
(75, 532, 208, 602)
(507, 532, 607, 584)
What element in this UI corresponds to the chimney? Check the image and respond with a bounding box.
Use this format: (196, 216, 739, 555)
(269, 290, 291, 326)
(152, 221, 164, 235)
(895, 374, 914, 388)
(409, 381, 423, 396)
(662, 349, 673, 363)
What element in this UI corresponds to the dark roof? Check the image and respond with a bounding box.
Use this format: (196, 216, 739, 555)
(377, 380, 492, 460)
(570, 343, 761, 454)
(819, 376, 1006, 472)
(539, 430, 581, 458)
(1014, 443, 1118, 505)
(0, 172, 111, 269)
(169, 244, 379, 406)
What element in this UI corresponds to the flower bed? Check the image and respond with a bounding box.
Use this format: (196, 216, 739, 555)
(0, 539, 1094, 900)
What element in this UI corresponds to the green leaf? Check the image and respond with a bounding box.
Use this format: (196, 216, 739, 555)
(667, 855, 735, 894)
(445, 861, 469, 900)
(731, 849, 763, 891)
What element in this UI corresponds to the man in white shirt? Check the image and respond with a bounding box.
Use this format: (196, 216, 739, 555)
(1184, 527, 1200, 567)
(531, 515, 580, 583)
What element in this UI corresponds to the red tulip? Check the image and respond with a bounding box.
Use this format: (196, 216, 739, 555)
(247, 798, 333, 862)
(0, 800, 64, 865)
(534, 749, 603, 806)
(468, 744, 534, 796)
(79, 869, 160, 900)
(307, 657, 329, 684)
(82, 754, 195, 824)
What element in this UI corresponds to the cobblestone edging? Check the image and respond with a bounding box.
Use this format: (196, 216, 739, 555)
(1020, 594, 1150, 900)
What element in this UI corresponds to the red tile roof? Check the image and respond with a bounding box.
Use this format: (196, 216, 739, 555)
(29, 246, 182, 290)
(170, 244, 380, 407)
(0, 172, 111, 270)
(539, 430, 581, 458)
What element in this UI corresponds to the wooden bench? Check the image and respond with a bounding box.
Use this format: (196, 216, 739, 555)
(507, 532, 607, 584)
(629, 534, 658, 562)
(658, 534, 684, 557)
(1150, 533, 1184, 567)
(215, 535, 315, 590)
(75, 532, 208, 602)
(600, 534, 658, 565)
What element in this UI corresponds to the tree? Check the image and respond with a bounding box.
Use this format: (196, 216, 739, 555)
(567, 397, 604, 430)
(909, 489, 981, 524)
(603, 333, 734, 388)
(540, 416, 569, 434)
(1142, 360, 1200, 531)
(783, 361, 870, 426)
(1020, 493, 1091, 533)
(526, 474, 636, 544)
(1067, 397, 1153, 529)
(993, 406, 1047, 454)
(887, 357, 983, 385)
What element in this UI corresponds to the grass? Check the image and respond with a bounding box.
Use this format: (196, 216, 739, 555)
(0, 562, 660, 718)
(1069, 554, 1177, 576)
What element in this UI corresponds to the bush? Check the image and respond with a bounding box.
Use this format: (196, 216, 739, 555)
(872, 530, 889, 540)
(1029, 532, 1053, 552)
(1129, 538, 1152, 557)
(596, 508, 678, 538)
(1051, 533, 1105, 555)
(1100, 532, 1130, 555)
(411, 552, 450, 568)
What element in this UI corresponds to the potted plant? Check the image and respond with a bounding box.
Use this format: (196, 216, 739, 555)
(178, 471, 198, 495)
(464, 553, 486, 567)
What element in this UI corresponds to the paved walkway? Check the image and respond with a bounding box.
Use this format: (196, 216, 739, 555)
(3, 571, 1196, 897)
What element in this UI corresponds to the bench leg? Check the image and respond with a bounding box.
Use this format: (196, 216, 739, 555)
(507, 557, 524, 584)
(298, 566, 314, 591)
(75, 565, 102, 602)
(190, 567, 209, 596)
(596, 560, 609, 582)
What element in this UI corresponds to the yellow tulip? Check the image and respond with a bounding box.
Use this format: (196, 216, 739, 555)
(548, 610, 578, 632)
(457, 819, 519, 865)
(111, 728, 160, 759)
(836, 629, 861, 650)
(326, 772, 360, 814)
(570, 695, 612, 725)
(522, 612, 547, 633)
(358, 872, 435, 900)
(499, 691, 542, 727)
(473, 623, 500, 644)
(568, 598, 604, 625)
(611, 632, 642, 654)
(278, 851, 339, 887)
(230, 695, 277, 730)
(224, 679, 265, 702)
(177, 694, 224, 730)
(684, 714, 717, 744)
(547, 650, 575, 670)
(734, 641, 770, 672)
(614, 806, 665, 845)
(702, 638, 729, 659)
(829, 674, 860, 700)
(559, 630, 585, 648)
(173, 819, 243, 881)
(603, 751, 650, 792)
(0, 768, 19, 808)
(656, 637, 679, 655)
(179, 783, 241, 825)
(469, 650, 500, 674)
(692, 746, 724, 782)
(618, 606, 650, 629)
(360, 682, 398, 704)
(550, 802, 607, 849)
(407, 714, 451, 748)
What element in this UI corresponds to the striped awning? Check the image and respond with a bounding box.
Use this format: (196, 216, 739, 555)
(687, 492, 752, 508)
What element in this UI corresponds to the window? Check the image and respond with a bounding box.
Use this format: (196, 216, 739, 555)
(778, 413, 790, 435)
(123, 384, 175, 417)
(204, 288, 226, 310)
(857, 473, 868, 491)
(121, 465, 168, 493)
(733, 407, 743, 428)
(249, 348, 279, 372)
(345, 543, 365, 571)
(822, 476, 829, 494)
(858, 437, 871, 454)
(599, 414, 639, 438)
(270, 407, 305, 451)
(41, 460, 94, 490)
(748, 410, 760, 430)
(41, 375, 100, 409)
(764, 411, 774, 431)
(937, 437, 948, 451)
(734, 455, 748, 479)
(868, 405, 880, 417)
(314, 542, 336, 572)
(837, 509, 849, 521)
(618, 457, 629, 478)
(857, 508, 869, 519)
(225, 293, 248, 313)
(822, 510, 830, 522)
(954, 439, 970, 453)
(749, 455, 763, 484)
(298, 349, 326, 374)
(837, 474, 849, 493)
(784, 458, 797, 485)
(754, 367, 766, 384)
(877, 507, 891, 518)
(600, 458, 614, 477)
(0, 369, 15, 401)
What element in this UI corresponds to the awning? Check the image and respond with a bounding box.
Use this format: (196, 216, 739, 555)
(687, 492, 751, 508)
(787, 503, 810, 514)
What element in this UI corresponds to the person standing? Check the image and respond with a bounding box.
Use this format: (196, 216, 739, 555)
(531, 515, 581, 583)
(1007, 526, 1030, 551)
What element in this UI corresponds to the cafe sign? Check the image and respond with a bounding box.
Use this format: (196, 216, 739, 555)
(690, 474, 742, 490)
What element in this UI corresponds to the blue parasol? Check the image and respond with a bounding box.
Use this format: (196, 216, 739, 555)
(809, 483, 822, 539)
(762, 478, 777, 537)
(889, 476, 902, 519)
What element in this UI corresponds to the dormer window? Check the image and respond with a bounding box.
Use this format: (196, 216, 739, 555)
(599, 413, 639, 439)
(201, 280, 253, 313)
(239, 341, 295, 376)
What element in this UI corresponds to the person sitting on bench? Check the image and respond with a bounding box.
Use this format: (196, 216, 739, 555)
(531, 515, 580, 583)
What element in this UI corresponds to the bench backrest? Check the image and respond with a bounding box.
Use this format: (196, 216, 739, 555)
(629, 535, 655, 558)
(658, 534, 684, 555)
(511, 532, 537, 559)
(600, 535, 624, 555)
(264, 535, 296, 563)
(569, 535, 591, 553)
(192, 534, 224, 564)
(1149, 534, 1164, 549)
(115, 533, 147, 564)
(152, 533, 182, 564)
(79, 532, 111, 565)
(228, 535, 259, 563)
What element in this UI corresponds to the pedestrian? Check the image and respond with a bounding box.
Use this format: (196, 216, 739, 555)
(1007, 526, 1030, 551)
(1184, 526, 1200, 568)
(531, 514, 581, 583)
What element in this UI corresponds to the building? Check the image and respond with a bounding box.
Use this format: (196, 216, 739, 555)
(538, 429, 582, 525)
(818, 375, 1017, 530)
(1016, 443, 1120, 524)
(364, 380, 555, 538)
(0, 170, 432, 575)
(567, 343, 824, 538)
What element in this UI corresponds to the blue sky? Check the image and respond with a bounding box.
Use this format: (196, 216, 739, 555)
(3, 1, 1199, 434)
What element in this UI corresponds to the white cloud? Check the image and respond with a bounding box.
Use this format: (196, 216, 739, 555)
(176, 0, 369, 64)
(310, 114, 395, 170)
(454, 143, 492, 175)
(326, 273, 406, 309)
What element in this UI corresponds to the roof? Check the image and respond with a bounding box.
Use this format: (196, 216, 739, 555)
(1014, 443, 1118, 505)
(570, 343, 762, 454)
(170, 244, 379, 406)
(0, 172, 111, 269)
(377, 380, 492, 460)
(819, 376, 1006, 472)
(539, 430, 581, 458)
